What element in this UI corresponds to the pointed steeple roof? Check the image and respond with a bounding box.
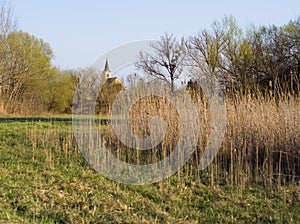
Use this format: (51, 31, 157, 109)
(104, 58, 110, 71)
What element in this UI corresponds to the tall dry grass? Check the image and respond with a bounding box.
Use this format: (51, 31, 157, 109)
(24, 87, 300, 188)
(0, 100, 6, 115)
(220, 93, 300, 188)
(99, 89, 300, 187)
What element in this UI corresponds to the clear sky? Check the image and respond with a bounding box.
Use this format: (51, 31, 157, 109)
(9, 0, 300, 70)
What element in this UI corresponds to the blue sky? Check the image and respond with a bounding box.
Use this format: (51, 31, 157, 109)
(9, 0, 300, 70)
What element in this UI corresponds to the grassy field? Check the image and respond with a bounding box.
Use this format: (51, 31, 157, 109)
(0, 121, 299, 223)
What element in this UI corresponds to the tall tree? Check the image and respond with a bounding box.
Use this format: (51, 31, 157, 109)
(0, 1, 16, 100)
(71, 67, 100, 114)
(0, 31, 53, 111)
(247, 18, 300, 94)
(186, 16, 251, 89)
(136, 33, 186, 92)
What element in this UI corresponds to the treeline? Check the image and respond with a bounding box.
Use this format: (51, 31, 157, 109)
(1, 1, 299, 115)
(137, 16, 300, 98)
(0, 3, 77, 114)
(187, 16, 300, 97)
(0, 28, 76, 114)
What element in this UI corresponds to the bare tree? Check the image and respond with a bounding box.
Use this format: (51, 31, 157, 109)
(0, 1, 16, 36)
(70, 66, 109, 115)
(136, 33, 186, 92)
(0, 1, 17, 85)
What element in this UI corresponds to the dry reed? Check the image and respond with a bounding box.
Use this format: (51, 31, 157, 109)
(99, 90, 300, 187)
(25, 90, 300, 187)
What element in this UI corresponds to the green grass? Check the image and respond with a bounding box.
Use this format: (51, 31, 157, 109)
(0, 121, 299, 223)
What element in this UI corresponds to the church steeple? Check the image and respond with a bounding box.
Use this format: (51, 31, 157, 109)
(104, 58, 110, 71)
(101, 58, 111, 81)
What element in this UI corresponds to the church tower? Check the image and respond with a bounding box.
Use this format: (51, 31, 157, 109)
(97, 58, 125, 114)
(101, 58, 111, 82)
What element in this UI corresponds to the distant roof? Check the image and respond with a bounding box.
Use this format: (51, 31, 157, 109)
(104, 77, 125, 87)
(106, 77, 117, 84)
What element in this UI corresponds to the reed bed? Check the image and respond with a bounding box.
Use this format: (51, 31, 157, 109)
(98, 91, 300, 187)
(26, 91, 300, 188)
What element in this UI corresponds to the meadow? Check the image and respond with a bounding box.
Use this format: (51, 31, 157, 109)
(0, 92, 299, 223)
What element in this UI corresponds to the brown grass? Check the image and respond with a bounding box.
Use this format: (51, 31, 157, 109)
(220, 93, 300, 187)
(100, 90, 300, 187)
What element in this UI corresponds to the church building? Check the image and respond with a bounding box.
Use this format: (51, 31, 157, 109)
(97, 59, 125, 114)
